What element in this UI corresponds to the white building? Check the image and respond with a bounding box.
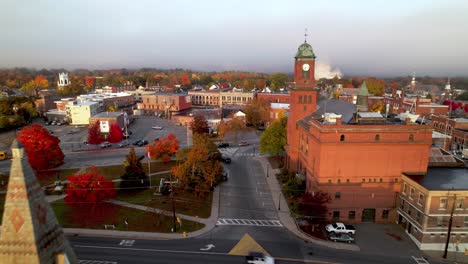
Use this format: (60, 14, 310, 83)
(65, 101, 99, 125)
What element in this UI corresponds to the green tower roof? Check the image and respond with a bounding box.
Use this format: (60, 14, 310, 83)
(295, 42, 316, 59)
(358, 81, 369, 96)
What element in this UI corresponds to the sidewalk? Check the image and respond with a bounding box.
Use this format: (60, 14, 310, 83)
(255, 156, 360, 251)
(63, 187, 219, 239)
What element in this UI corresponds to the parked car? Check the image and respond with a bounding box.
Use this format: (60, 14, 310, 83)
(100, 142, 112, 148)
(325, 222, 356, 235)
(245, 252, 275, 264)
(217, 142, 230, 148)
(133, 139, 148, 146)
(221, 156, 231, 164)
(222, 172, 229, 181)
(118, 141, 129, 148)
(152, 126, 164, 130)
(328, 233, 355, 244)
(122, 132, 131, 139)
(239, 141, 250, 146)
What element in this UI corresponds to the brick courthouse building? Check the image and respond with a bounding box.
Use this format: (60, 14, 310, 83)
(285, 41, 433, 223)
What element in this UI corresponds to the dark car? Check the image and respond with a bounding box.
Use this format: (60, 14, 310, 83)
(217, 142, 230, 148)
(133, 139, 148, 146)
(221, 156, 231, 164)
(328, 233, 355, 244)
(222, 172, 229, 181)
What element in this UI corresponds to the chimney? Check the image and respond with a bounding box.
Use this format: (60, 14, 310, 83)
(405, 117, 411, 125)
(336, 116, 342, 125)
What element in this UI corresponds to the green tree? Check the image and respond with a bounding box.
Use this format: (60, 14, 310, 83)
(456, 91, 468, 100)
(259, 117, 286, 157)
(426, 93, 433, 101)
(120, 147, 149, 191)
(269, 73, 290, 91)
(20, 80, 36, 96)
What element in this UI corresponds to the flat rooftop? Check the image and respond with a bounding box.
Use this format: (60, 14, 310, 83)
(406, 167, 468, 190)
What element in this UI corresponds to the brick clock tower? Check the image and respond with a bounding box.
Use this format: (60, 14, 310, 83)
(286, 40, 318, 172)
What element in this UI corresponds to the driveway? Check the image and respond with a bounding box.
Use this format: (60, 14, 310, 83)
(354, 223, 422, 257)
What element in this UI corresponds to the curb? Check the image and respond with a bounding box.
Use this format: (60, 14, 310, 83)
(255, 156, 360, 251)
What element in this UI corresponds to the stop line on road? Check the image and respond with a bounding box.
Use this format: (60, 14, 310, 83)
(217, 218, 283, 227)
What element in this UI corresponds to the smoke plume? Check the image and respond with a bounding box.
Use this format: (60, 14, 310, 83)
(315, 63, 342, 79)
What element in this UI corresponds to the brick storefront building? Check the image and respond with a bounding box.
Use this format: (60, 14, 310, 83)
(137, 93, 192, 117)
(431, 115, 468, 151)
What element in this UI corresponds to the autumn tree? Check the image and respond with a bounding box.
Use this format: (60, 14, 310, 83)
(179, 73, 191, 87)
(106, 123, 123, 143)
(120, 147, 149, 191)
(243, 99, 268, 128)
(219, 116, 246, 143)
(16, 124, 64, 170)
(146, 133, 180, 162)
(259, 117, 286, 157)
(87, 122, 104, 145)
(64, 166, 116, 206)
(20, 80, 36, 96)
(369, 100, 384, 113)
(190, 114, 209, 135)
(34, 75, 49, 89)
(171, 134, 223, 197)
(297, 191, 331, 224)
(365, 78, 385, 96)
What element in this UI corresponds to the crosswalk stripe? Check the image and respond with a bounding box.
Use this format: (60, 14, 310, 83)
(216, 218, 283, 227)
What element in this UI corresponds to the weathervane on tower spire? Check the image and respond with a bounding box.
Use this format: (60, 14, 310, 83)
(304, 28, 308, 43)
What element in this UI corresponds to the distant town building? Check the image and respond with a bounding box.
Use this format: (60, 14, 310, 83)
(431, 115, 468, 151)
(137, 93, 192, 117)
(57, 72, 70, 90)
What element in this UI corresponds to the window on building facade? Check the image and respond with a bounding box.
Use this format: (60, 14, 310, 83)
(400, 198, 405, 210)
(303, 105, 307, 111)
(437, 217, 444, 226)
(299, 96, 302, 103)
(380, 178, 383, 183)
(403, 183, 407, 194)
(440, 197, 448, 209)
(333, 211, 340, 220)
(337, 179, 341, 184)
(375, 134, 380, 141)
(409, 134, 414, 142)
(382, 210, 389, 219)
(348, 211, 356, 220)
(394, 178, 398, 183)
(464, 217, 468, 227)
(418, 193, 424, 205)
(346, 179, 350, 183)
(416, 212, 422, 223)
(328, 179, 332, 184)
(410, 188, 415, 200)
(362, 179, 365, 183)
(308, 95, 312, 103)
(457, 198, 464, 209)
(335, 192, 341, 199)
(340, 135, 345, 141)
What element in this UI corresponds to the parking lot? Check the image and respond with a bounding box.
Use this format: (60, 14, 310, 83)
(353, 223, 421, 257)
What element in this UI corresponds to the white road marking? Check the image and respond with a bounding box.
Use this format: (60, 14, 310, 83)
(78, 261, 117, 264)
(412, 256, 430, 264)
(200, 244, 215, 251)
(119, 240, 135, 247)
(216, 218, 283, 227)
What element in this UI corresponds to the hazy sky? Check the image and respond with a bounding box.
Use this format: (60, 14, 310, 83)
(1, 0, 467, 77)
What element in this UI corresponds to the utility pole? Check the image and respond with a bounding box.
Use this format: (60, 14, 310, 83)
(278, 191, 281, 211)
(147, 151, 151, 188)
(443, 193, 457, 259)
(171, 185, 177, 232)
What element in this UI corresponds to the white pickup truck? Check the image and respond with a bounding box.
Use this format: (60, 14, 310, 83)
(325, 222, 356, 235)
(245, 252, 275, 264)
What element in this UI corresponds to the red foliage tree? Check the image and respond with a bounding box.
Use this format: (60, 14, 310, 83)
(464, 104, 468, 113)
(146, 133, 180, 163)
(107, 123, 123, 143)
(85, 76, 94, 87)
(180, 73, 191, 86)
(87, 122, 104, 144)
(16, 124, 64, 170)
(64, 166, 116, 206)
(297, 191, 331, 224)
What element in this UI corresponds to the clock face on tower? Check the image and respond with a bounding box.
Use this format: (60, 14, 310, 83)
(302, 63, 310, 71)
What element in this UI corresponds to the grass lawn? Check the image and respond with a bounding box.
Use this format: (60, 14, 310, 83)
(35, 160, 177, 187)
(51, 199, 205, 233)
(115, 188, 212, 219)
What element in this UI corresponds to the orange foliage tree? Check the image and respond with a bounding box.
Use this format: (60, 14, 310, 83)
(64, 166, 116, 206)
(34, 75, 49, 89)
(146, 133, 180, 163)
(16, 124, 64, 170)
